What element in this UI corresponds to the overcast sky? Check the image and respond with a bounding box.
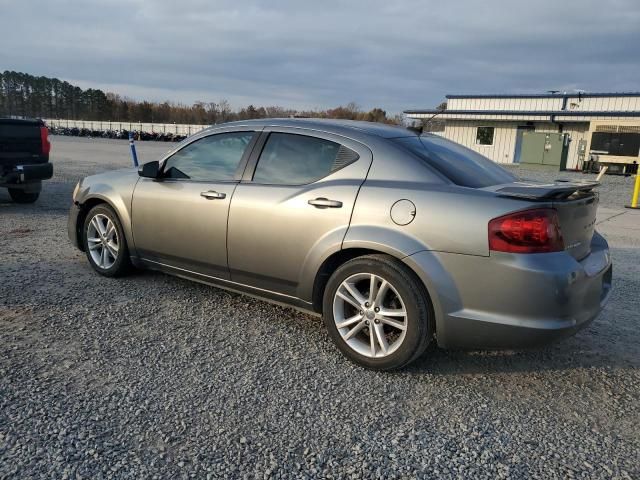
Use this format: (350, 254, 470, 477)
(2, 0, 639, 113)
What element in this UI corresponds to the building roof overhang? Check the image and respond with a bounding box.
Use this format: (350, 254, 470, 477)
(444, 92, 640, 99)
(403, 109, 640, 122)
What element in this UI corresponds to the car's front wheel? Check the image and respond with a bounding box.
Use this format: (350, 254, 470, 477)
(323, 254, 433, 370)
(82, 204, 131, 277)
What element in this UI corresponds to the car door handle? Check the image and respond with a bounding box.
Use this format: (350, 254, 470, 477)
(200, 190, 226, 200)
(308, 197, 343, 208)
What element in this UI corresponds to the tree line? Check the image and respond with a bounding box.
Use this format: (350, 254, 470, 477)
(0, 70, 402, 125)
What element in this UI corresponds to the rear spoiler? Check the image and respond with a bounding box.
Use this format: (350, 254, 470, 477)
(495, 180, 599, 200)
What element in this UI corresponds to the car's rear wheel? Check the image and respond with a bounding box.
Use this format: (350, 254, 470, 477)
(322, 254, 432, 370)
(8, 188, 39, 203)
(83, 204, 131, 277)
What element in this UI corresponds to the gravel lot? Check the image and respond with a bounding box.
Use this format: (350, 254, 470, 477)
(1, 136, 639, 479)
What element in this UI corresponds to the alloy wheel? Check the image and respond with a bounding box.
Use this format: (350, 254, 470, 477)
(332, 273, 408, 358)
(86, 213, 119, 269)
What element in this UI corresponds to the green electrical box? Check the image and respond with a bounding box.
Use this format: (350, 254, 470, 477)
(518, 132, 569, 170)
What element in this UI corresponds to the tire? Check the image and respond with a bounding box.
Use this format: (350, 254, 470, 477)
(82, 204, 132, 277)
(322, 254, 433, 370)
(8, 188, 39, 204)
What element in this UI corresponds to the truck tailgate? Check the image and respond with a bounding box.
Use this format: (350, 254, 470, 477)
(0, 120, 44, 164)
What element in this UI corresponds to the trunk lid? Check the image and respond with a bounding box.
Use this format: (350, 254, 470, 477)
(552, 193, 598, 260)
(489, 180, 599, 260)
(0, 118, 45, 163)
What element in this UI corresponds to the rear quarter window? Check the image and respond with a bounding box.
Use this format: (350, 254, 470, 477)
(393, 135, 517, 188)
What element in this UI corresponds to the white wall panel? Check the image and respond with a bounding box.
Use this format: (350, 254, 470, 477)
(44, 119, 209, 136)
(442, 121, 519, 164)
(568, 96, 640, 112)
(534, 123, 559, 133)
(563, 123, 590, 170)
(446, 95, 640, 113)
(446, 97, 563, 111)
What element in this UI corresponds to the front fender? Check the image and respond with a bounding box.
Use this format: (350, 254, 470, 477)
(74, 171, 138, 256)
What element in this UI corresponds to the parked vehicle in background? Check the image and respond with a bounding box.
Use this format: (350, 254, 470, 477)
(49, 125, 187, 143)
(0, 118, 53, 203)
(67, 119, 613, 370)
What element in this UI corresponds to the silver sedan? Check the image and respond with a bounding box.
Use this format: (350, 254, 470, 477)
(68, 119, 612, 369)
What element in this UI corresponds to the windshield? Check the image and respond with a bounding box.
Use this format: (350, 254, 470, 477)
(394, 135, 517, 188)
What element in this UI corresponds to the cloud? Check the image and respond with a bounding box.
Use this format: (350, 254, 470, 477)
(1, 0, 639, 113)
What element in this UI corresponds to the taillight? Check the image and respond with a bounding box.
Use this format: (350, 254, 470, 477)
(40, 126, 51, 155)
(488, 208, 564, 253)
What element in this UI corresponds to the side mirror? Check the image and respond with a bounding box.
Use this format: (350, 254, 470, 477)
(138, 160, 160, 179)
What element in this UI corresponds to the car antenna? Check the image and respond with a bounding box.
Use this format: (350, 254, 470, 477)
(406, 123, 423, 134)
(408, 103, 446, 135)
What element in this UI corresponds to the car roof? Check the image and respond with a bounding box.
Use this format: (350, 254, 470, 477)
(203, 118, 417, 140)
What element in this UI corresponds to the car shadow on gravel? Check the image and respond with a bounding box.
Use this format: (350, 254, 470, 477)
(403, 332, 639, 376)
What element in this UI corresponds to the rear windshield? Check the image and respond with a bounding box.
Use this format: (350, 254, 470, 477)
(393, 135, 517, 188)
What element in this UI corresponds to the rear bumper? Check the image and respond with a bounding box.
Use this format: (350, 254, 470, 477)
(404, 232, 612, 349)
(0, 162, 53, 184)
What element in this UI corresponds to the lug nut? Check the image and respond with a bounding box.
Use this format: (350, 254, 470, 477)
(374, 319, 380, 324)
(359, 310, 364, 315)
(365, 302, 370, 308)
(374, 307, 380, 312)
(364, 320, 370, 326)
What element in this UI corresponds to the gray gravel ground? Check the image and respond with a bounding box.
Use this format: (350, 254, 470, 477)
(1, 136, 639, 479)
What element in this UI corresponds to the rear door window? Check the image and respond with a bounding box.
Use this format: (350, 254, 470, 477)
(252, 133, 358, 185)
(393, 135, 517, 188)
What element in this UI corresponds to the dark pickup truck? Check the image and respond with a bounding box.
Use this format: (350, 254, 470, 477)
(0, 118, 53, 203)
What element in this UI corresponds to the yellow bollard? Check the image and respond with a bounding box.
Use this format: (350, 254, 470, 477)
(627, 168, 640, 209)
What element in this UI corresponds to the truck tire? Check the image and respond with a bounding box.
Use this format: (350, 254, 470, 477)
(8, 188, 40, 204)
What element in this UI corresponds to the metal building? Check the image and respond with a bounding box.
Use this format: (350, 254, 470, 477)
(405, 93, 640, 172)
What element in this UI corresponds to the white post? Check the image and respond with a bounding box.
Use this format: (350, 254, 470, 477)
(596, 165, 608, 181)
